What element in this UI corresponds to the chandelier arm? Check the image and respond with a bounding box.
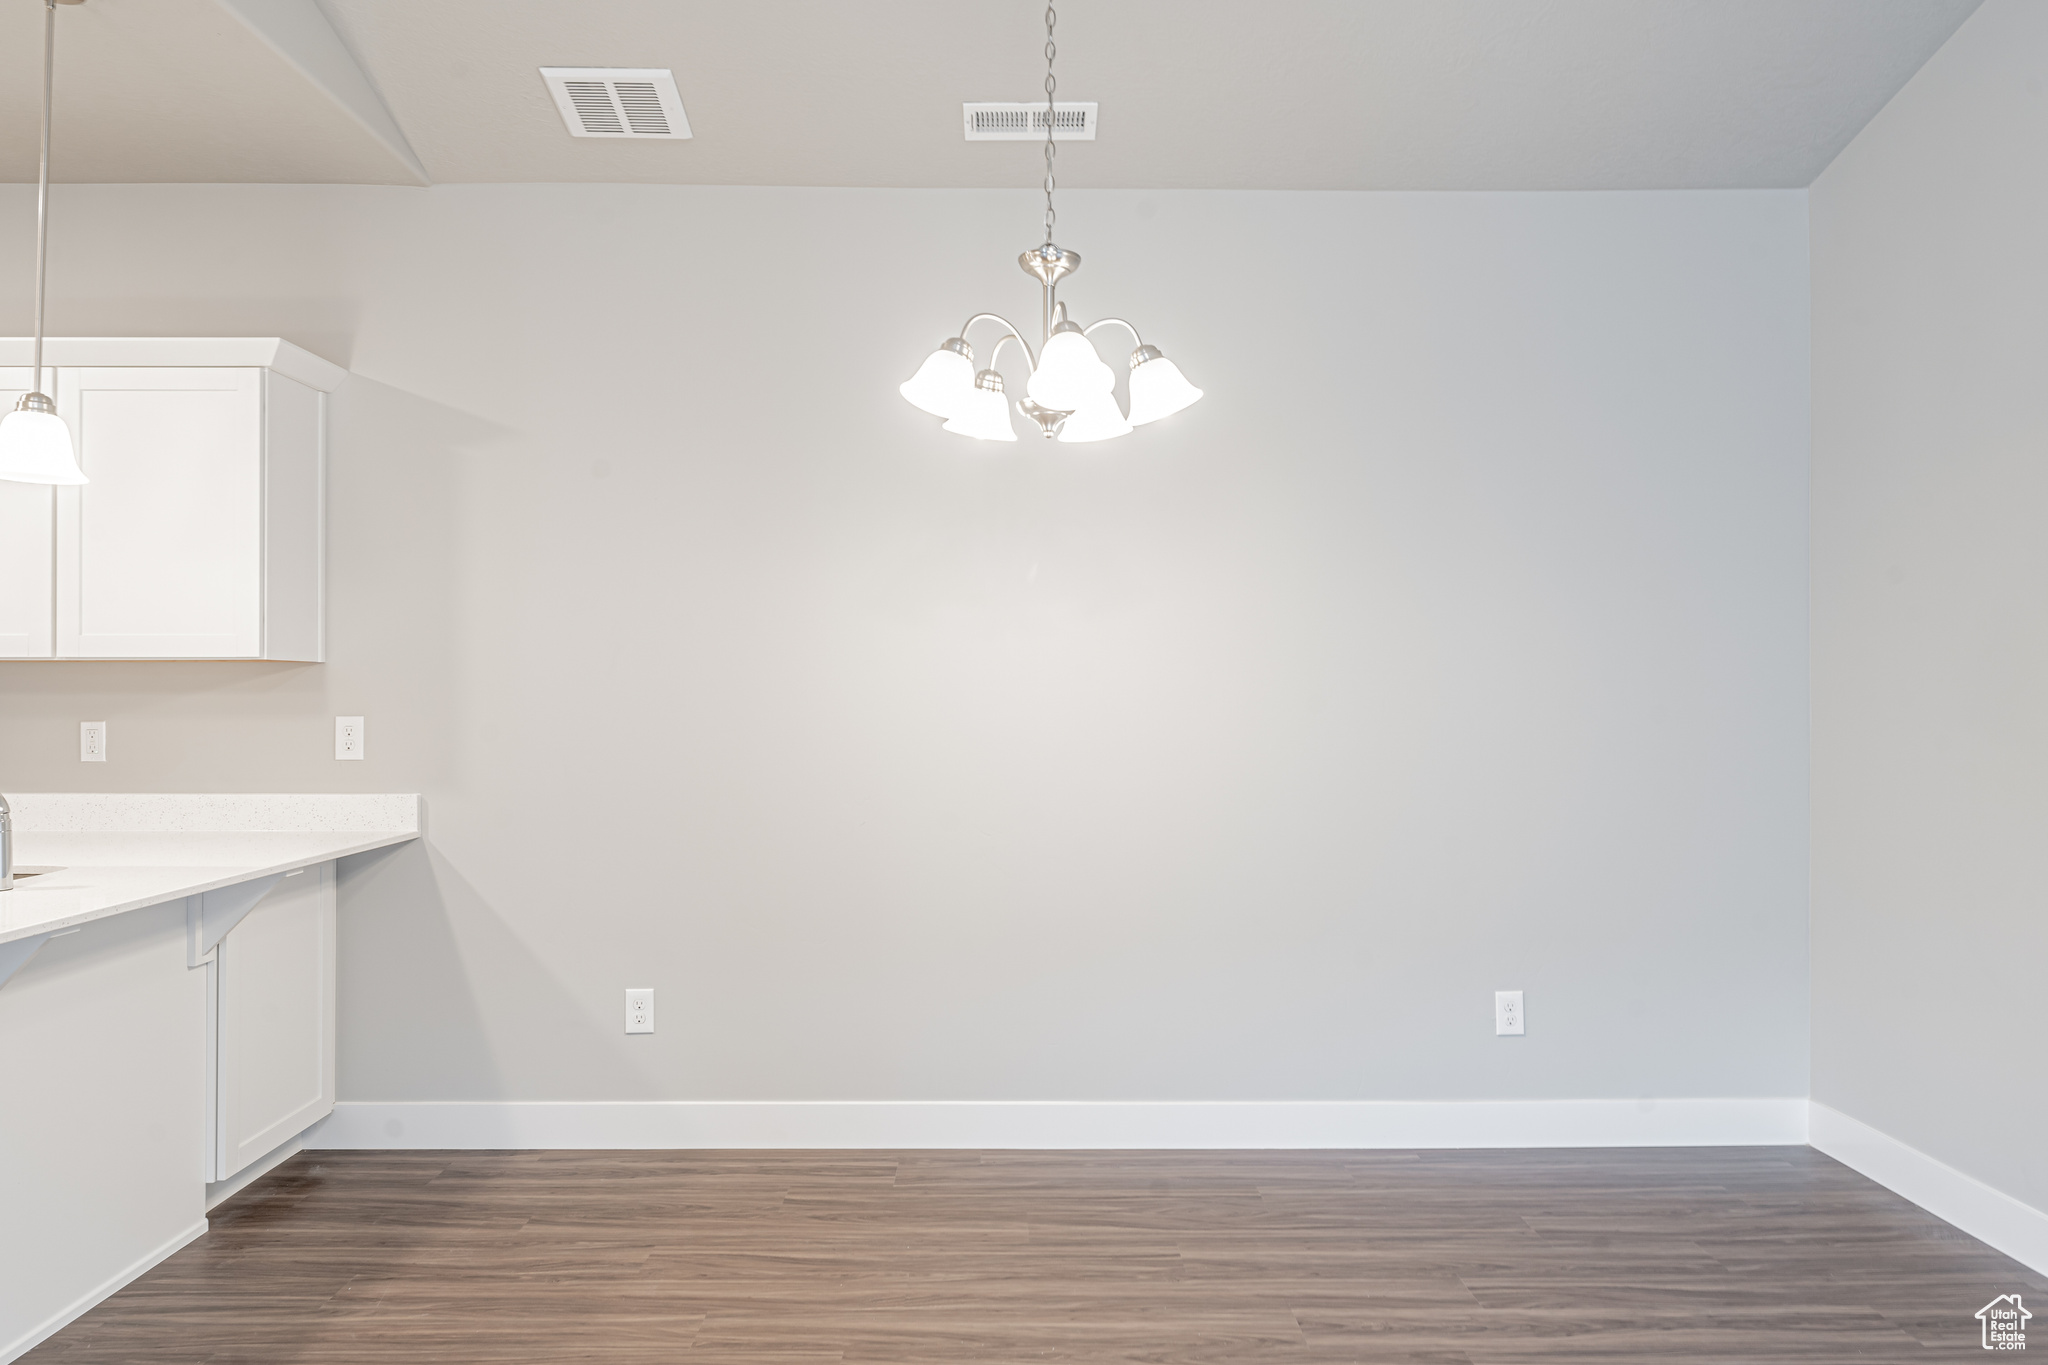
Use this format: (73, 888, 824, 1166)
(987, 332, 1033, 375)
(958, 312, 1037, 370)
(1082, 318, 1145, 349)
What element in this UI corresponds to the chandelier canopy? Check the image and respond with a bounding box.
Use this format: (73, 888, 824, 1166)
(900, 3, 1202, 444)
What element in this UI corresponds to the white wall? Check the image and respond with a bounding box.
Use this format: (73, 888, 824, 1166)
(1811, 0, 2048, 1213)
(0, 184, 1811, 1108)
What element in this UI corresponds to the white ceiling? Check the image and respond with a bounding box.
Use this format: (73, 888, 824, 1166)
(0, 0, 1984, 190)
(0, 0, 424, 185)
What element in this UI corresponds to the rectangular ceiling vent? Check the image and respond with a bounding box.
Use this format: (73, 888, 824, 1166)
(540, 68, 693, 139)
(962, 102, 1098, 141)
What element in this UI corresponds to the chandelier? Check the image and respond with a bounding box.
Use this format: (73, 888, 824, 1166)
(899, 3, 1202, 443)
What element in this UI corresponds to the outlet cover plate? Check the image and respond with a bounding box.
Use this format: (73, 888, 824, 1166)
(625, 988, 654, 1034)
(1495, 990, 1525, 1036)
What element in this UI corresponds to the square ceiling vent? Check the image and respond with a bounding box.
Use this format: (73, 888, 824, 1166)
(541, 68, 692, 139)
(963, 103, 1097, 141)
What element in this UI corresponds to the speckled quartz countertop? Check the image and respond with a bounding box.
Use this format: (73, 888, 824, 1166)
(0, 794, 420, 946)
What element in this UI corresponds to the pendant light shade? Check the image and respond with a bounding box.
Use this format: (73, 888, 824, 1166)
(0, 399, 84, 484)
(941, 370, 1018, 441)
(1026, 325, 1113, 411)
(0, 399, 81, 482)
(1126, 346, 1204, 426)
(899, 338, 975, 419)
(1, 0, 87, 487)
(1055, 392, 1133, 444)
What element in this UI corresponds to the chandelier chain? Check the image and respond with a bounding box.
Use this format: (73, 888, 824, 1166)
(1042, 1, 1057, 245)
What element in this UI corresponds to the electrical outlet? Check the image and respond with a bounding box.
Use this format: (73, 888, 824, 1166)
(1495, 990, 1525, 1036)
(625, 988, 655, 1034)
(80, 721, 106, 762)
(335, 716, 365, 760)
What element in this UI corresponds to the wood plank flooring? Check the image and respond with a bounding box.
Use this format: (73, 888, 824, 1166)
(26, 1147, 2045, 1363)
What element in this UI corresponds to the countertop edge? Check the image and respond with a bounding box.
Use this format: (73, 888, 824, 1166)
(0, 831, 421, 946)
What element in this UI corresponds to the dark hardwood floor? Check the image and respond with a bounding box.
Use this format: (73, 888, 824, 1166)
(27, 1147, 2044, 1362)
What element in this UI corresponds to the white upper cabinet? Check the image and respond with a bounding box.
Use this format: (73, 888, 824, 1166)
(60, 367, 266, 659)
(0, 339, 343, 662)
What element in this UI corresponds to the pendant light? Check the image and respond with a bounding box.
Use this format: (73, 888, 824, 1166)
(0, 0, 87, 487)
(900, 2, 1202, 444)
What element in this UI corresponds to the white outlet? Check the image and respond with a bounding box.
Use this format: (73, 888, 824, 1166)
(625, 988, 654, 1034)
(80, 721, 107, 762)
(335, 716, 365, 760)
(1495, 990, 1525, 1036)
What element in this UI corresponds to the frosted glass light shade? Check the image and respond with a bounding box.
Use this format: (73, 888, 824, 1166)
(1026, 328, 1113, 410)
(942, 371, 1018, 442)
(1126, 351, 1203, 426)
(0, 406, 86, 484)
(1055, 392, 1133, 444)
(900, 341, 976, 418)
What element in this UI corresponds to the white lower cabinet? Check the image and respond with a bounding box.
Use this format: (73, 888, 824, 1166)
(207, 864, 337, 1181)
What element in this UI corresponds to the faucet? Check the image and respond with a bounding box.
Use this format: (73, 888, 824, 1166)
(0, 793, 12, 891)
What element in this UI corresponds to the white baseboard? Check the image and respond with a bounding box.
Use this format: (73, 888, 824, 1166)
(1, 1218, 206, 1365)
(305, 1098, 1808, 1151)
(1809, 1101, 2048, 1276)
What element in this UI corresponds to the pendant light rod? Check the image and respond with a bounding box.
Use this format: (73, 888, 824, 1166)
(32, 0, 55, 397)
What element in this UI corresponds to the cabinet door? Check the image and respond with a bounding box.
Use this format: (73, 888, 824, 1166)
(0, 367, 54, 658)
(216, 864, 336, 1180)
(56, 367, 264, 658)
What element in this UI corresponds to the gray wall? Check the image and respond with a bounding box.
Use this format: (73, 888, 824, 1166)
(0, 184, 1811, 1103)
(1811, 0, 2048, 1210)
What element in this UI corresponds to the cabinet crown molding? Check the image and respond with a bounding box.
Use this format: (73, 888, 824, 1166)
(0, 338, 346, 393)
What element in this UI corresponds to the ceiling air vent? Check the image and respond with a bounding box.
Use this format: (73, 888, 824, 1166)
(540, 68, 693, 139)
(962, 102, 1098, 141)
